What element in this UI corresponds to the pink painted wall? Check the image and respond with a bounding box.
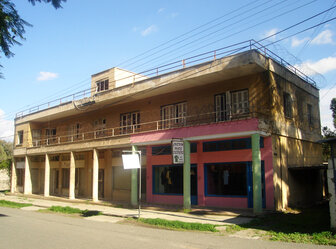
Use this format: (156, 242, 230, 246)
(131, 118, 259, 144)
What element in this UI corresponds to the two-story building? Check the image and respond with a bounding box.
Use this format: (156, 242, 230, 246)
(11, 41, 324, 211)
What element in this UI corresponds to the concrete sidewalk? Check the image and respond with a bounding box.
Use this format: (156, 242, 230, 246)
(0, 193, 253, 226)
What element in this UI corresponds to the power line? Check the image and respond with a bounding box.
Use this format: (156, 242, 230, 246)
(126, 0, 307, 73)
(11, 12, 336, 123)
(4, 0, 332, 124)
(116, 0, 267, 69)
(263, 16, 336, 47)
(1, 0, 285, 122)
(129, 0, 317, 74)
(296, 0, 336, 57)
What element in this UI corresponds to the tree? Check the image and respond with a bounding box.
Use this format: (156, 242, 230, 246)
(321, 99, 336, 160)
(0, 0, 66, 76)
(28, 0, 65, 9)
(0, 140, 12, 175)
(331, 98, 336, 129)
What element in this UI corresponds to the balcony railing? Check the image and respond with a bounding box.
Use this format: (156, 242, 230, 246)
(26, 109, 259, 148)
(15, 39, 316, 119)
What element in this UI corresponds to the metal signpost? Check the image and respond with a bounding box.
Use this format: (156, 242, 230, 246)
(122, 150, 141, 218)
(172, 138, 184, 164)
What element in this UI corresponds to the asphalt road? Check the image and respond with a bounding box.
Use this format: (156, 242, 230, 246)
(0, 207, 333, 249)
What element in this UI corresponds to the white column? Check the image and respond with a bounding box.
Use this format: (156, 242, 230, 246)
(44, 154, 50, 197)
(92, 148, 99, 202)
(328, 158, 336, 229)
(24, 156, 32, 195)
(69, 152, 75, 200)
(10, 161, 16, 193)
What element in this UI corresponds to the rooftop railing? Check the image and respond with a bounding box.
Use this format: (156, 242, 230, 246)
(15, 40, 316, 119)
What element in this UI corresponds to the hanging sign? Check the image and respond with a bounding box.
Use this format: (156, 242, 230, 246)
(172, 138, 184, 164)
(122, 154, 140, 169)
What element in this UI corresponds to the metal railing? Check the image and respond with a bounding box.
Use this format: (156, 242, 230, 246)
(26, 109, 258, 148)
(15, 40, 316, 119)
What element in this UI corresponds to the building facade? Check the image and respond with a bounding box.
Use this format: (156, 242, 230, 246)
(12, 43, 324, 210)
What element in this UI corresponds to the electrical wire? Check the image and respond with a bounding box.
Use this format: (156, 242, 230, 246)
(1, 0, 334, 126)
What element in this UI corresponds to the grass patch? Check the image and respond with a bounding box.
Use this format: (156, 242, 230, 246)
(230, 203, 336, 246)
(48, 206, 102, 217)
(0, 200, 32, 208)
(225, 224, 246, 233)
(136, 218, 217, 232)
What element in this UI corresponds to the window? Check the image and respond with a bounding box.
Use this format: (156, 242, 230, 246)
(120, 111, 140, 134)
(46, 128, 57, 145)
(153, 165, 183, 195)
(215, 93, 230, 121)
(62, 168, 69, 188)
(94, 119, 106, 138)
(16, 169, 24, 186)
(205, 162, 247, 196)
(50, 155, 60, 162)
(231, 89, 249, 115)
(307, 104, 313, 126)
(68, 123, 81, 141)
(283, 92, 292, 118)
(113, 167, 131, 191)
(17, 130, 23, 145)
(96, 79, 109, 92)
(215, 89, 249, 122)
(161, 102, 187, 129)
(203, 137, 264, 152)
(152, 143, 197, 156)
(32, 129, 41, 147)
(153, 164, 197, 195)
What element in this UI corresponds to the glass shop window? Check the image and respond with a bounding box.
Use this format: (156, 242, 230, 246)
(205, 162, 247, 196)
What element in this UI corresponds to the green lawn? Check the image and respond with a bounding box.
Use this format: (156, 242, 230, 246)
(228, 203, 336, 246)
(0, 200, 33, 208)
(135, 218, 218, 232)
(47, 206, 102, 217)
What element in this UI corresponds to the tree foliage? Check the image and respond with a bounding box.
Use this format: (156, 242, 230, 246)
(0, 0, 31, 58)
(0, 0, 66, 76)
(28, 0, 65, 9)
(331, 98, 336, 129)
(0, 139, 12, 171)
(322, 127, 335, 161)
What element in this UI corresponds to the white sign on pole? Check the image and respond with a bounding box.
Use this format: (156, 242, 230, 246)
(172, 138, 184, 164)
(122, 154, 140, 169)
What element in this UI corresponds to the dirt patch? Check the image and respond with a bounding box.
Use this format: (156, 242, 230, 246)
(228, 229, 267, 240)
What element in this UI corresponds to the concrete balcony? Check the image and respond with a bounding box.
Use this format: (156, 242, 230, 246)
(14, 108, 267, 156)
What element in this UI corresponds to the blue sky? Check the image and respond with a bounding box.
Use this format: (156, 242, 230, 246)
(1, 0, 336, 140)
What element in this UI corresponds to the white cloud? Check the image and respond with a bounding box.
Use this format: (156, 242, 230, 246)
(141, 25, 158, 37)
(262, 28, 279, 41)
(37, 71, 58, 81)
(295, 57, 336, 76)
(170, 12, 179, 18)
(0, 109, 14, 142)
(291, 37, 309, 47)
(157, 8, 165, 14)
(312, 30, 333, 45)
(319, 87, 336, 129)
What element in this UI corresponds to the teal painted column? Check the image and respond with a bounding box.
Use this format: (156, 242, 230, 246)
(183, 140, 191, 210)
(131, 145, 138, 207)
(252, 133, 262, 214)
